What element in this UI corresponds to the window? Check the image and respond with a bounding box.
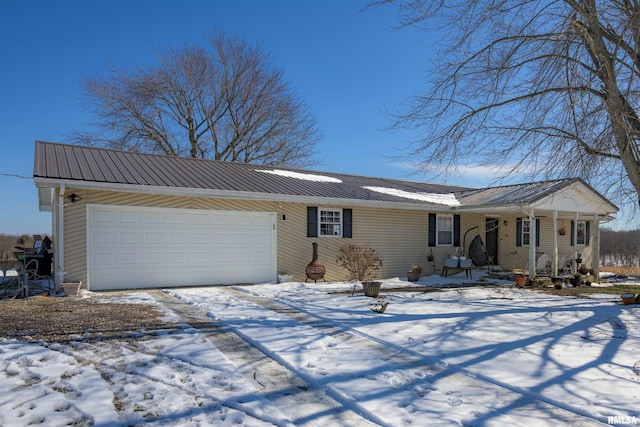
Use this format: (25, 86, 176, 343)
(576, 220, 586, 245)
(437, 214, 453, 246)
(428, 213, 460, 247)
(522, 219, 531, 246)
(319, 209, 341, 236)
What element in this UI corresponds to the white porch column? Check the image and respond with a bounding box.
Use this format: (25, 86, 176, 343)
(574, 211, 580, 274)
(594, 214, 600, 279)
(529, 209, 536, 280)
(552, 210, 558, 277)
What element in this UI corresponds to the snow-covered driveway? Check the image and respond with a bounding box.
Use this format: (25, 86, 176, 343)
(2, 279, 639, 426)
(169, 283, 639, 426)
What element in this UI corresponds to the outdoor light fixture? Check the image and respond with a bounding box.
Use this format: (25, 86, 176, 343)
(68, 193, 81, 203)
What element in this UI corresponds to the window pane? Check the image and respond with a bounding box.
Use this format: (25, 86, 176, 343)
(577, 221, 585, 245)
(437, 215, 453, 245)
(438, 230, 453, 245)
(522, 220, 530, 245)
(319, 209, 341, 236)
(320, 224, 341, 236)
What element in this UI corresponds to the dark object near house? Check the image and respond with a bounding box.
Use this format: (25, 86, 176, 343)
(469, 235, 489, 266)
(570, 274, 582, 287)
(14, 235, 53, 277)
(306, 243, 325, 282)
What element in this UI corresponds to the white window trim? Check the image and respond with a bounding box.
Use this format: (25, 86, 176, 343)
(436, 214, 454, 246)
(318, 208, 342, 237)
(576, 220, 586, 246)
(522, 219, 531, 246)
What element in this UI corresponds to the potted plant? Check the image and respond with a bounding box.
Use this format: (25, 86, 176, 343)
(514, 274, 527, 287)
(558, 227, 566, 236)
(621, 293, 636, 305)
(407, 264, 422, 282)
(427, 249, 434, 262)
(362, 281, 382, 297)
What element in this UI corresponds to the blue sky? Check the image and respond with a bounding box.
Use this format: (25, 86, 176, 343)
(0, 0, 634, 234)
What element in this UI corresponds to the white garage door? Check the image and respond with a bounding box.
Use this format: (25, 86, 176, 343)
(87, 205, 276, 290)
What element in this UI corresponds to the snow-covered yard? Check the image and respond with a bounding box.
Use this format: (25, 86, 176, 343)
(1, 271, 639, 426)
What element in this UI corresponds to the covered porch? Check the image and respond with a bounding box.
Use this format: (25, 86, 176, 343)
(455, 179, 618, 281)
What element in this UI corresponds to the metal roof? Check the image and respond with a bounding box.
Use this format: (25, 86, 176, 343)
(33, 141, 617, 213)
(33, 141, 469, 207)
(455, 180, 577, 207)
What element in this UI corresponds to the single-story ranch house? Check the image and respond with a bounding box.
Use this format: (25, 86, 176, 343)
(33, 141, 618, 291)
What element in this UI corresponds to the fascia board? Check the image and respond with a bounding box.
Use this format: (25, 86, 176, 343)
(33, 178, 455, 212)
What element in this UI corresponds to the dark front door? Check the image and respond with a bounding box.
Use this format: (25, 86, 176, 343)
(485, 218, 499, 265)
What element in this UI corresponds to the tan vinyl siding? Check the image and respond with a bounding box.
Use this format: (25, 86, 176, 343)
(62, 190, 442, 284)
(498, 215, 593, 272)
(302, 206, 431, 281)
(61, 188, 596, 286)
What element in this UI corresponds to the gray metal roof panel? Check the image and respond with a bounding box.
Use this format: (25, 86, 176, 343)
(454, 180, 577, 206)
(35, 141, 594, 208)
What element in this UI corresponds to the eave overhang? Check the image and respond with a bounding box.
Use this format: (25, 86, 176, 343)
(34, 177, 457, 213)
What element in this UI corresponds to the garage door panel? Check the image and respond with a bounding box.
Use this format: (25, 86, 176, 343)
(120, 232, 143, 244)
(120, 211, 142, 223)
(119, 252, 143, 264)
(88, 205, 276, 290)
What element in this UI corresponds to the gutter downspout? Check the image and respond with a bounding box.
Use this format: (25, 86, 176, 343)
(56, 184, 65, 291)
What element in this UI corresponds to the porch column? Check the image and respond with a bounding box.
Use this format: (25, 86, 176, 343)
(574, 211, 579, 274)
(552, 210, 558, 277)
(528, 209, 536, 281)
(594, 214, 600, 279)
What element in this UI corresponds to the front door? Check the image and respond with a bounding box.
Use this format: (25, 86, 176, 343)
(485, 218, 499, 265)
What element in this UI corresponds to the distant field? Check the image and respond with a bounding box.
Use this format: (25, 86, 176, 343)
(600, 266, 640, 276)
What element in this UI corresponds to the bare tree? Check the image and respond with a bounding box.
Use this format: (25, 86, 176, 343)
(75, 31, 322, 167)
(375, 0, 640, 215)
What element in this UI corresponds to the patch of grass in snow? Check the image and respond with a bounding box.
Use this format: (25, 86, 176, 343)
(538, 283, 640, 297)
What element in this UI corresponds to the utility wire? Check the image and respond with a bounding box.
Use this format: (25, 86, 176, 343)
(0, 173, 31, 179)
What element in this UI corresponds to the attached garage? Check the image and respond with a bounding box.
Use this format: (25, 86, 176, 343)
(87, 205, 276, 290)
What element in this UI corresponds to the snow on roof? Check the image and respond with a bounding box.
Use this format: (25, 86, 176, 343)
(363, 186, 460, 206)
(255, 169, 342, 183)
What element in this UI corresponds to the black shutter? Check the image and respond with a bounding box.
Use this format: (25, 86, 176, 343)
(453, 214, 461, 247)
(343, 208, 352, 238)
(585, 221, 590, 246)
(516, 218, 522, 247)
(428, 213, 436, 247)
(307, 206, 318, 237)
(536, 218, 541, 247)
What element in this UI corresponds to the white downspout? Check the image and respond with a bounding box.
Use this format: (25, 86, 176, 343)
(56, 184, 65, 291)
